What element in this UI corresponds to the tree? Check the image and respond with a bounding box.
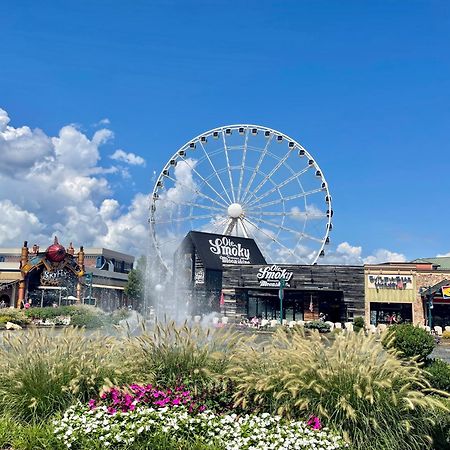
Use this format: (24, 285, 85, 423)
(124, 256, 146, 309)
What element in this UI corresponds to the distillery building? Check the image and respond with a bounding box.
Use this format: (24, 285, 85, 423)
(174, 231, 365, 322)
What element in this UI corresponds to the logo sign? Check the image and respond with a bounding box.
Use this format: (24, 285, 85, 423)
(257, 265, 294, 287)
(367, 275, 413, 290)
(442, 286, 450, 299)
(41, 269, 70, 286)
(194, 268, 205, 285)
(208, 236, 251, 264)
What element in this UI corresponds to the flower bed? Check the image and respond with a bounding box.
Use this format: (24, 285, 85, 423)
(54, 402, 347, 450)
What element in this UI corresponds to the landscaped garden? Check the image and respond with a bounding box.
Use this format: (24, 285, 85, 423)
(0, 321, 449, 449)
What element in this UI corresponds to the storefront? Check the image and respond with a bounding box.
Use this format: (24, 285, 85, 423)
(365, 264, 417, 325)
(175, 231, 365, 322)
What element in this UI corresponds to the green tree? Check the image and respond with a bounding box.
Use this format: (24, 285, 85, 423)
(125, 256, 146, 309)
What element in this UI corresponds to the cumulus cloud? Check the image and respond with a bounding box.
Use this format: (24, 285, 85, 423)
(363, 249, 407, 264)
(0, 107, 146, 253)
(436, 252, 450, 257)
(110, 149, 146, 166)
(0, 108, 53, 176)
(321, 242, 406, 265)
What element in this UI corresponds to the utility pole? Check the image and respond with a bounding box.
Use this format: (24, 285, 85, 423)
(279, 277, 286, 325)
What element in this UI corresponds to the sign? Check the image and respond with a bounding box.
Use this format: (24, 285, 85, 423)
(442, 286, 450, 299)
(257, 265, 294, 287)
(208, 236, 251, 265)
(194, 268, 205, 285)
(367, 275, 413, 290)
(40, 269, 70, 286)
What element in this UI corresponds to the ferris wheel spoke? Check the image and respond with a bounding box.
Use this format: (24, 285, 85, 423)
(210, 217, 229, 234)
(162, 197, 226, 214)
(242, 217, 305, 263)
(221, 130, 236, 202)
(197, 141, 234, 204)
(247, 215, 324, 244)
(245, 166, 311, 208)
(249, 187, 325, 210)
(156, 213, 223, 224)
(163, 173, 228, 209)
(237, 128, 249, 202)
(244, 146, 296, 203)
(244, 209, 327, 219)
(178, 155, 230, 206)
(239, 217, 249, 238)
(240, 134, 274, 204)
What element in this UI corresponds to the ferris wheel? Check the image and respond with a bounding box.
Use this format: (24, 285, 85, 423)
(150, 124, 333, 271)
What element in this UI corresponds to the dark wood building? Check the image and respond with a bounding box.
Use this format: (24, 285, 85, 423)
(175, 231, 364, 323)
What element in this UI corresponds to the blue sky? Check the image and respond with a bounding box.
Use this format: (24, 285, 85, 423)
(1, 1, 449, 262)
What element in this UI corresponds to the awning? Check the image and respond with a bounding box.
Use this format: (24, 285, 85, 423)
(92, 284, 125, 290)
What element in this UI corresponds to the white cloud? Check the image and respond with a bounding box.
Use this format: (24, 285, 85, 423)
(436, 252, 450, 257)
(363, 249, 407, 264)
(0, 108, 53, 176)
(0, 200, 46, 246)
(0, 107, 139, 252)
(110, 149, 146, 166)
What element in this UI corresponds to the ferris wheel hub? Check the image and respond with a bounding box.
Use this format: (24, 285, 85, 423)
(227, 203, 244, 218)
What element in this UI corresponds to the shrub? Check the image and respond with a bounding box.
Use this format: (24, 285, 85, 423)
(303, 320, 330, 333)
(442, 330, 450, 339)
(383, 323, 435, 361)
(0, 327, 125, 422)
(425, 358, 450, 393)
(0, 309, 30, 327)
(353, 316, 365, 332)
(225, 329, 444, 450)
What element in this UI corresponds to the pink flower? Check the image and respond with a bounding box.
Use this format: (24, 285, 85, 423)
(307, 415, 322, 430)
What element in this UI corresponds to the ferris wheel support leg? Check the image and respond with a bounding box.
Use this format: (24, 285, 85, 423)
(223, 218, 238, 236)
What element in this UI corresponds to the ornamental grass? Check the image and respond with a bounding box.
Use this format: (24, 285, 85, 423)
(0, 327, 124, 422)
(225, 328, 448, 450)
(121, 321, 247, 395)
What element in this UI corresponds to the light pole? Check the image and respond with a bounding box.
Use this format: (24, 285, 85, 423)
(279, 277, 286, 325)
(427, 286, 434, 329)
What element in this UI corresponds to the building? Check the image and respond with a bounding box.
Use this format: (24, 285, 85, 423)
(365, 259, 450, 327)
(0, 239, 134, 310)
(174, 231, 365, 322)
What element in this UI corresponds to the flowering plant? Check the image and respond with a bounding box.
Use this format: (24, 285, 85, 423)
(89, 384, 206, 414)
(54, 402, 347, 449)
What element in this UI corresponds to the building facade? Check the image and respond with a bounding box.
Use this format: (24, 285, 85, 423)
(0, 239, 134, 310)
(175, 231, 365, 322)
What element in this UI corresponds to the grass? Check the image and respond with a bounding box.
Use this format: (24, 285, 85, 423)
(0, 327, 125, 422)
(225, 327, 448, 450)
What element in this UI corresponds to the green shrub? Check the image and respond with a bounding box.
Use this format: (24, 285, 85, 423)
(383, 323, 435, 361)
(304, 320, 331, 333)
(353, 316, 365, 332)
(0, 327, 124, 422)
(0, 309, 30, 327)
(425, 358, 450, 393)
(225, 329, 445, 450)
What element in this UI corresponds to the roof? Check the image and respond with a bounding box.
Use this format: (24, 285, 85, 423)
(177, 231, 266, 270)
(412, 257, 450, 270)
(420, 279, 450, 296)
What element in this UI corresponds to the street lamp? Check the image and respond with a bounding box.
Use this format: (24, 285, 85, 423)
(279, 277, 286, 325)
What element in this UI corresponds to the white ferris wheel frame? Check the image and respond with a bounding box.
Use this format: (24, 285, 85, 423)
(149, 124, 333, 271)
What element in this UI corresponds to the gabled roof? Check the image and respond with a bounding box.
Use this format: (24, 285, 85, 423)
(420, 279, 450, 296)
(176, 231, 266, 270)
